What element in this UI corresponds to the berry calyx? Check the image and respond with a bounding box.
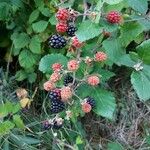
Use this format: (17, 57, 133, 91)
(48, 34, 66, 49)
(64, 75, 73, 86)
(95, 51, 107, 62)
(56, 22, 68, 33)
(66, 25, 77, 37)
(43, 81, 55, 91)
(56, 8, 69, 21)
(50, 72, 61, 83)
(106, 11, 121, 24)
(67, 60, 79, 72)
(81, 102, 92, 113)
(52, 63, 62, 72)
(61, 86, 72, 102)
(72, 36, 83, 48)
(87, 75, 100, 86)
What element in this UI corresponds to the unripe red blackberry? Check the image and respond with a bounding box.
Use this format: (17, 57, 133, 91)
(56, 8, 69, 21)
(56, 22, 68, 33)
(106, 11, 121, 24)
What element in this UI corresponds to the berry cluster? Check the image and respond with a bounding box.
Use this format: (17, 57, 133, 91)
(48, 8, 80, 49)
(42, 117, 63, 130)
(42, 7, 121, 132)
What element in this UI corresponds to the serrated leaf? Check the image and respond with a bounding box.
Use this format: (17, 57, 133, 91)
(15, 70, 27, 81)
(94, 68, 115, 81)
(0, 2, 11, 20)
(119, 22, 143, 47)
(19, 49, 39, 69)
(13, 115, 25, 129)
(131, 71, 150, 101)
(77, 84, 116, 119)
(29, 35, 41, 54)
(39, 54, 68, 73)
(0, 121, 15, 136)
(118, 54, 136, 67)
(29, 9, 39, 24)
(20, 98, 30, 108)
(105, 0, 123, 4)
(13, 33, 30, 49)
(102, 39, 125, 63)
(27, 72, 37, 83)
(32, 20, 48, 33)
(76, 20, 102, 42)
(137, 39, 150, 65)
(127, 0, 148, 14)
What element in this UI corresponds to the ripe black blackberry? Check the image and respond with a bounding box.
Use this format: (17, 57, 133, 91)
(49, 89, 65, 113)
(48, 34, 66, 49)
(66, 25, 77, 37)
(50, 100, 65, 113)
(64, 75, 73, 86)
(85, 97, 95, 108)
(49, 89, 61, 102)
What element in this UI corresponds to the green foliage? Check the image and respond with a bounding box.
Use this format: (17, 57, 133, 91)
(39, 54, 68, 73)
(137, 39, 150, 65)
(76, 20, 102, 42)
(77, 84, 116, 119)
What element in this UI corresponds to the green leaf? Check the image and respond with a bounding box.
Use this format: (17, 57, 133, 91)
(0, 2, 11, 20)
(39, 54, 68, 73)
(0, 121, 15, 136)
(29, 9, 40, 24)
(15, 70, 28, 81)
(76, 20, 102, 42)
(131, 71, 150, 101)
(105, 0, 123, 4)
(19, 49, 39, 69)
(29, 35, 41, 54)
(94, 68, 115, 82)
(13, 115, 25, 129)
(32, 20, 48, 33)
(119, 22, 143, 47)
(13, 33, 30, 49)
(127, 0, 148, 14)
(77, 84, 116, 119)
(137, 39, 150, 65)
(102, 39, 125, 63)
(118, 54, 137, 67)
(27, 72, 37, 83)
(107, 142, 124, 150)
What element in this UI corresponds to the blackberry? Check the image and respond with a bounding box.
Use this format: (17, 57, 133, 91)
(48, 34, 66, 49)
(49, 89, 65, 113)
(66, 25, 77, 37)
(64, 75, 73, 86)
(85, 97, 95, 108)
(49, 89, 61, 102)
(50, 100, 65, 113)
